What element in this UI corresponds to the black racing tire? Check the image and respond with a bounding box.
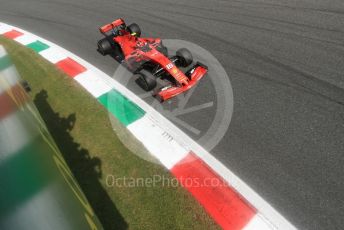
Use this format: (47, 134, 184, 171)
(97, 38, 113, 56)
(176, 48, 193, 67)
(128, 23, 141, 37)
(135, 69, 157, 91)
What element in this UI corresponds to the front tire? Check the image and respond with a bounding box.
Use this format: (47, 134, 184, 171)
(176, 48, 193, 67)
(135, 69, 157, 91)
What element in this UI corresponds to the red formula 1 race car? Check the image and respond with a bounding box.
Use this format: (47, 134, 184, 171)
(97, 18, 207, 102)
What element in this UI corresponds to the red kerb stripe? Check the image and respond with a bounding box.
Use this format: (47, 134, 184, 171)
(3, 30, 24, 39)
(55, 57, 86, 77)
(0, 84, 28, 119)
(171, 152, 256, 230)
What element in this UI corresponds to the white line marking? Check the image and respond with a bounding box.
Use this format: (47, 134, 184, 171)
(243, 214, 276, 230)
(0, 45, 7, 58)
(127, 115, 189, 169)
(74, 70, 113, 98)
(0, 110, 39, 159)
(39, 46, 67, 64)
(15, 34, 38, 46)
(0, 23, 12, 34)
(0, 66, 21, 94)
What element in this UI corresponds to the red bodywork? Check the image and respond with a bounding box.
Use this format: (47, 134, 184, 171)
(99, 19, 207, 101)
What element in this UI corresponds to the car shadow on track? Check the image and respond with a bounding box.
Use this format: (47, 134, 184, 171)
(34, 90, 128, 230)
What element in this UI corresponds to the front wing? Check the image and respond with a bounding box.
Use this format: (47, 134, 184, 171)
(155, 62, 207, 102)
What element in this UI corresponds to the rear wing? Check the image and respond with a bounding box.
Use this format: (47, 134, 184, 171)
(99, 18, 126, 34)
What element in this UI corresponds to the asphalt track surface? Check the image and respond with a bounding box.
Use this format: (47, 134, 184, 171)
(1, 0, 344, 229)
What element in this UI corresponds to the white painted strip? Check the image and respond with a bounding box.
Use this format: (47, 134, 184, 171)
(39, 46, 67, 64)
(74, 70, 112, 98)
(243, 214, 275, 230)
(0, 66, 21, 95)
(0, 23, 12, 34)
(0, 65, 20, 85)
(0, 45, 7, 58)
(14, 34, 38, 45)
(0, 110, 38, 159)
(127, 115, 189, 169)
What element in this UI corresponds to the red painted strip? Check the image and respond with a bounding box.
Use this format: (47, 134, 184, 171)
(171, 152, 256, 230)
(3, 30, 24, 39)
(55, 57, 86, 78)
(0, 92, 15, 119)
(0, 84, 28, 119)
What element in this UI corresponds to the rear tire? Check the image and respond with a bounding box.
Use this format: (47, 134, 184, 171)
(135, 69, 157, 91)
(128, 23, 141, 37)
(176, 48, 193, 67)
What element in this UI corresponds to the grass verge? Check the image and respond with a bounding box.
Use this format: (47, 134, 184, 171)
(0, 36, 219, 230)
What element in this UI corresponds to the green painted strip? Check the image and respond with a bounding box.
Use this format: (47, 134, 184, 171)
(98, 89, 145, 126)
(0, 55, 11, 71)
(26, 40, 49, 53)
